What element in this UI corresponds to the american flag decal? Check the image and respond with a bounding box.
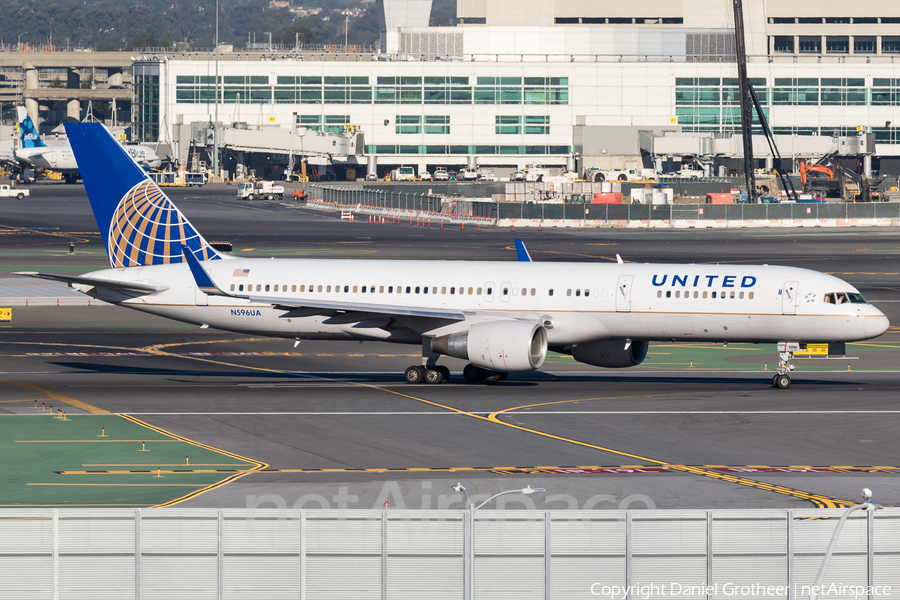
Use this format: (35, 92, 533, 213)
(233, 269, 250, 277)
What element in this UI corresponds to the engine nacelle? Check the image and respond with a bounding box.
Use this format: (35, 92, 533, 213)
(571, 340, 649, 368)
(431, 321, 548, 372)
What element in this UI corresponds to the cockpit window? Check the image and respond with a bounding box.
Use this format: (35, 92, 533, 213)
(825, 292, 867, 304)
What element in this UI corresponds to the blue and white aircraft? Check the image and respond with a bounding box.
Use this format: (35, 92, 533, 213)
(17, 123, 890, 388)
(14, 107, 161, 183)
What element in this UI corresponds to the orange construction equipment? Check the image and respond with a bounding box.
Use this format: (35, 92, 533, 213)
(799, 161, 834, 187)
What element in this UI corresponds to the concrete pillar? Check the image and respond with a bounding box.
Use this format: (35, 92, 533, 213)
(467, 155, 477, 169)
(367, 154, 377, 179)
(566, 155, 576, 172)
(864, 155, 872, 177)
(765, 156, 774, 171)
(23, 60, 40, 126)
(654, 156, 663, 173)
(67, 99, 81, 121)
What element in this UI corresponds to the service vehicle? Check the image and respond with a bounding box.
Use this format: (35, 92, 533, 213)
(433, 167, 450, 181)
(0, 185, 28, 199)
(390, 166, 416, 181)
(237, 181, 285, 201)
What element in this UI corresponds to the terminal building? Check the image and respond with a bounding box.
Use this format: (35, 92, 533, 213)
(129, 0, 900, 178)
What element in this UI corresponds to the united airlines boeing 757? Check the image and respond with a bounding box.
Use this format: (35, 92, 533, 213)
(17, 123, 890, 388)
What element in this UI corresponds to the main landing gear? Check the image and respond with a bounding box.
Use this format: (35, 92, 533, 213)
(772, 348, 796, 389)
(403, 339, 508, 384)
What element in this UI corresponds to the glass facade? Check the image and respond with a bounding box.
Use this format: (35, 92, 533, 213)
(365, 145, 571, 155)
(675, 77, 768, 131)
(176, 74, 568, 106)
(133, 64, 160, 142)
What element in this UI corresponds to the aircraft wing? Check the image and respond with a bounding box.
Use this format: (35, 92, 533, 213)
(180, 246, 465, 322)
(15, 272, 167, 294)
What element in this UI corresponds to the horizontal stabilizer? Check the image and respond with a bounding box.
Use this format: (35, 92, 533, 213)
(15, 272, 166, 293)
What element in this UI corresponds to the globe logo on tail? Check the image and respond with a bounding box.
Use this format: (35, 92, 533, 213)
(108, 180, 216, 268)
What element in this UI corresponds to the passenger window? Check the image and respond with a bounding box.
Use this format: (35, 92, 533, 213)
(406, 286, 411, 293)
(346, 286, 351, 293)
(749, 292, 754, 299)
(317, 285, 323, 292)
(730, 291, 735, 299)
(256, 285, 261, 292)
(657, 290, 662, 298)
(585, 290, 590, 297)
(441, 287, 446, 294)
(265, 285, 270, 292)
(432, 287, 437, 294)
(388, 286, 393, 293)
(450, 287, 455, 294)
(712, 291, 716, 298)
(379, 286, 384, 293)
(666, 291, 671, 298)
(549, 289, 554, 296)
(693, 291, 698, 298)
(352, 286, 358, 293)
(362, 286, 367, 293)
(739, 292, 744, 299)
(238, 284, 243, 292)
(415, 287, 421, 293)
(702, 291, 707, 299)
(575, 290, 581, 297)
(567, 289, 572, 297)
(503, 288, 509, 296)
(326, 285, 332, 292)
(468, 287, 473, 295)
(485, 287, 491, 295)
(423, 287, 428, 294)
(477, 287, 482, 295)
(274, 285, 279, 292)
(674, 291, 680, 298)
(293, 285, 297, 292)
(531, 288, 536, 296)
(230, 284, 235, 291)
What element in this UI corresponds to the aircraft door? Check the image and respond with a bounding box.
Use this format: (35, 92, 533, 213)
(500, 282, 511, 302)
(782, 281, 798, 315)
(616, 275, 634, 312)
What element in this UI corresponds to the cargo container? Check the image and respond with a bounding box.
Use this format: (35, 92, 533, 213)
(705, 193, 733, 204)
(592, 192, 623, 204)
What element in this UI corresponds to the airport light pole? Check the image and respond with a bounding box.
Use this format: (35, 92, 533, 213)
(212, 0, 219, 179)
(809, 488, 882, 600)
(18, 32, 27, 51)
(451, 483, 546, 600)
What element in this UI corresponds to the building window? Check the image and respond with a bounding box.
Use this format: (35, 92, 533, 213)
(524, 115, 549, 134)
(825, 37, 849, 54)
(854, 37, 876, 54)
(396, 115, 422, 134)
(424, 115, 450, 134)
(773, 36, 794, 53)
(495, 115, 521, 134)
(883, 37, 900, 54)
(799, 37, 821, 54)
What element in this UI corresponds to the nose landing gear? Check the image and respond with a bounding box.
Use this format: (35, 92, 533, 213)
(772, 347, 796, 389)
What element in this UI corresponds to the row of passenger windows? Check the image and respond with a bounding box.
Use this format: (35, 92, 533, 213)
(658, 290, 755, 300)
(227, 283, 597, 298)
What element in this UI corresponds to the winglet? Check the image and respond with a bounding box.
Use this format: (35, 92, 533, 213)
(514, 239, 533, 262)
(181, 245, 227, 296)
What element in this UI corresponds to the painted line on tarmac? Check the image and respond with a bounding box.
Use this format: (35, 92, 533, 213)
(27, 483, 210, 487)
(242, 465, 900, 475)
(118, 415, 269, 509)
(0, 378, 109, 414)
(117, 410, 900, 415)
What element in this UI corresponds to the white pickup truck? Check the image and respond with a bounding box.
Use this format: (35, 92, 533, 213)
(0, 185, 29, 199)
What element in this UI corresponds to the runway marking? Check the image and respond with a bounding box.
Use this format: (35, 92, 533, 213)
(83, 464, 250, 467)
(0, 398, 44, 404)
(15, 440, 182, 443)
(117, 410, 900, 415)
(27, 483, 210, 487)
(61, 470, 245, 475)
(118, 415, 269, 508)
(245, 465, 900, 475)
(0, 378, 109, 414)
(483, 397, 855, 509)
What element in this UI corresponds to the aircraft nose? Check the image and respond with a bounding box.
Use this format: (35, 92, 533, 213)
(864, 306, 890, 338)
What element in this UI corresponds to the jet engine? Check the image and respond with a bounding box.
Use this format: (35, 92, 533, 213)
(571, 340, 649, 368)
(431, 321, 548, 372)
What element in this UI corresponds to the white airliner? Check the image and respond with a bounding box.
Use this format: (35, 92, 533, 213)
(17, 123, 890, 388)
(14, 108, 162, 183)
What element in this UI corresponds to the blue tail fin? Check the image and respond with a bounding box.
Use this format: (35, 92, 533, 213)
(65, 122, 220, 269)
(17, 107, 45, 148)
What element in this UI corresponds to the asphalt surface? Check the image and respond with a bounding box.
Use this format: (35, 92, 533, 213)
(2, 182, 900, 510)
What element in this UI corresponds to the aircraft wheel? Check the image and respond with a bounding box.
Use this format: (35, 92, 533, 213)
(424, 367, 445, 384)
(484, 371, 504, 383)
(773, 374, 791, 389)
(405, 366, 426, 384)
(437, 366, 451, 383)
(463, 364, 485, 382)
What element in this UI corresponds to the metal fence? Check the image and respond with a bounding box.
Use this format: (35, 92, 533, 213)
(2, 508, 899, 599)
(303, 185, 900, 225)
